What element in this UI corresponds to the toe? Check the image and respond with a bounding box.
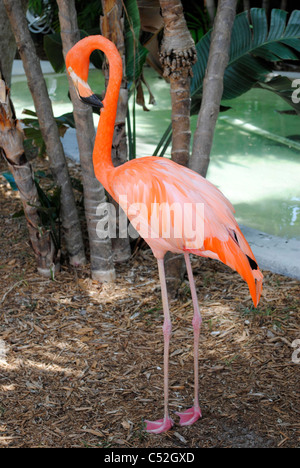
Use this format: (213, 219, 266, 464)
(175, 407, 202, 427)
(145, 417, 174, 434)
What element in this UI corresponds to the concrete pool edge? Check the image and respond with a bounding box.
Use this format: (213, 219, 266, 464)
(240, 225, 300, 280)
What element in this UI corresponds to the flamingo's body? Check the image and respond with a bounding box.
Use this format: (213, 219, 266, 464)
(66, 35, 263, 434)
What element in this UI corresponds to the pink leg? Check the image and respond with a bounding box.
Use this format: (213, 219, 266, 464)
(176, 253, 202, 426)
(145, 258, 174, 434)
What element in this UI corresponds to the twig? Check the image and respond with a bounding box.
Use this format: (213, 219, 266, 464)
(0, 280, 25, 307)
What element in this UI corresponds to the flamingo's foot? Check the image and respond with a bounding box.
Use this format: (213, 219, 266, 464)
(175, 406, 202, 427)
(144, 417, 174, 434)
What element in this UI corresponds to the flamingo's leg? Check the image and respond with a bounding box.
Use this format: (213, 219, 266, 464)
(176, 253, 202, 426)
(145, 258, 174, 434)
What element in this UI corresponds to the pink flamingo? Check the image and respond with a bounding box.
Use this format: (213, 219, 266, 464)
(66, 36, 263, 434)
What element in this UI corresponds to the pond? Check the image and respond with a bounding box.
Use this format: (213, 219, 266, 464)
(11, 66, 300, 240)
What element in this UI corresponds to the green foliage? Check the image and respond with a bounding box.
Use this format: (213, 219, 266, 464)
(191, 9, 300, 104)
(6, 169, 62, 251)
(9, 170, 83, 252)
(21, 109, 69, 157)
(75, 0, 102, 31)
(154, 8, 300, 158)
(124, 0, 149, 85)
(28, 0, 103, 33)
(182, 0, 210, 43)
(28, 0, 46, 16)
(33, 174, 62, 252)
(43, 32, 65, 73)
(44, 30, 103, 73)
(1, 172, 18, 191)
(124, 0, 150, 160)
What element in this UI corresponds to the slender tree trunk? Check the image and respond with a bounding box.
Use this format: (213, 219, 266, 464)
(190, 0, 237, 177)
(100, 0, 131, 263)
(158, 0, 197, 296)
(262, 0, 270, 16)
(206, 0, 216, 27)
(57, 0, 116, 282)
(280, 0, 287, 11)
(3, 0, 86, 266)
(0, 68, 58, 276)
(0, 0, 18, 87)
(243, 0, 250, 11)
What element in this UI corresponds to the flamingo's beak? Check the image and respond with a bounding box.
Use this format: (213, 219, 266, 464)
(67, 67, 104, 108)
(79, 91, 104, 108)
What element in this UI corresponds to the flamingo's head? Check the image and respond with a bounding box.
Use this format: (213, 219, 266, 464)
(66, 45, 103, 109)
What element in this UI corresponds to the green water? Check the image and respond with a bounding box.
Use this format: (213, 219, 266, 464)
(11, 67, 300, 239)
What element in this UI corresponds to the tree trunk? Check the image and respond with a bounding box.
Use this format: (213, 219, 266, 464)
(3, 0, 86, 266)
(262, 0, 270, 16)
(0, 0, 29, 87)
(0, 68, 58, 276)
(0, 0, 17, 87)
(100, 0, 131, 263)
(206, 0, 216, 27)
(57, 0, 116, 282)
(243, 0, 250, 11)
(158, 0, 197, 296)
(159, 0, 196, 167)
(190, 0, 237, 178)
(280, 0, 287, 11)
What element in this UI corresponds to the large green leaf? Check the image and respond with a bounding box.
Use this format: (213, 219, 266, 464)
(191, 8, 300, 103)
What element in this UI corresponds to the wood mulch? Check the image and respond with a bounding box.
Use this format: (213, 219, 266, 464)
(0, 156, 299, 448)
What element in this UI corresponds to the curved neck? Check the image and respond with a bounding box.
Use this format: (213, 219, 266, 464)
(85, 36, 123, 189)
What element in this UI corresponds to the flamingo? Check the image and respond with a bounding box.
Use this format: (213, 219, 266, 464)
(66, 35, 263, 434)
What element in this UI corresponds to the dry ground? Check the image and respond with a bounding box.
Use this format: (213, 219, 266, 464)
(0, 157, 299, 448)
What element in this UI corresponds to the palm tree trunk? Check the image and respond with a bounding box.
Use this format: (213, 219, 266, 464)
(190, 0, 237, 177)
(57, 0, 115, 282)
(100, 0, 131, 263)
(159, 0, 197, 296)
(3, 0, 86, 266)
(159, 0, 197, 167)
(0, 68, 58, 276)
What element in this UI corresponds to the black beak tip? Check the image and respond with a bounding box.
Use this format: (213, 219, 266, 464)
(80, 94, 104, 108)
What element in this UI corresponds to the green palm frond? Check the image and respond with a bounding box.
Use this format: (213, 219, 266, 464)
(155, 8, 300, 158)
(191, 9, 300, 104)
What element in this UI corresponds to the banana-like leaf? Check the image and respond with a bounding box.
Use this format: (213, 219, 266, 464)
(191, 8, 300, 103)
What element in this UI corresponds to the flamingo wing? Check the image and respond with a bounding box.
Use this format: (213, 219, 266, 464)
(109, 156, 263, 306)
